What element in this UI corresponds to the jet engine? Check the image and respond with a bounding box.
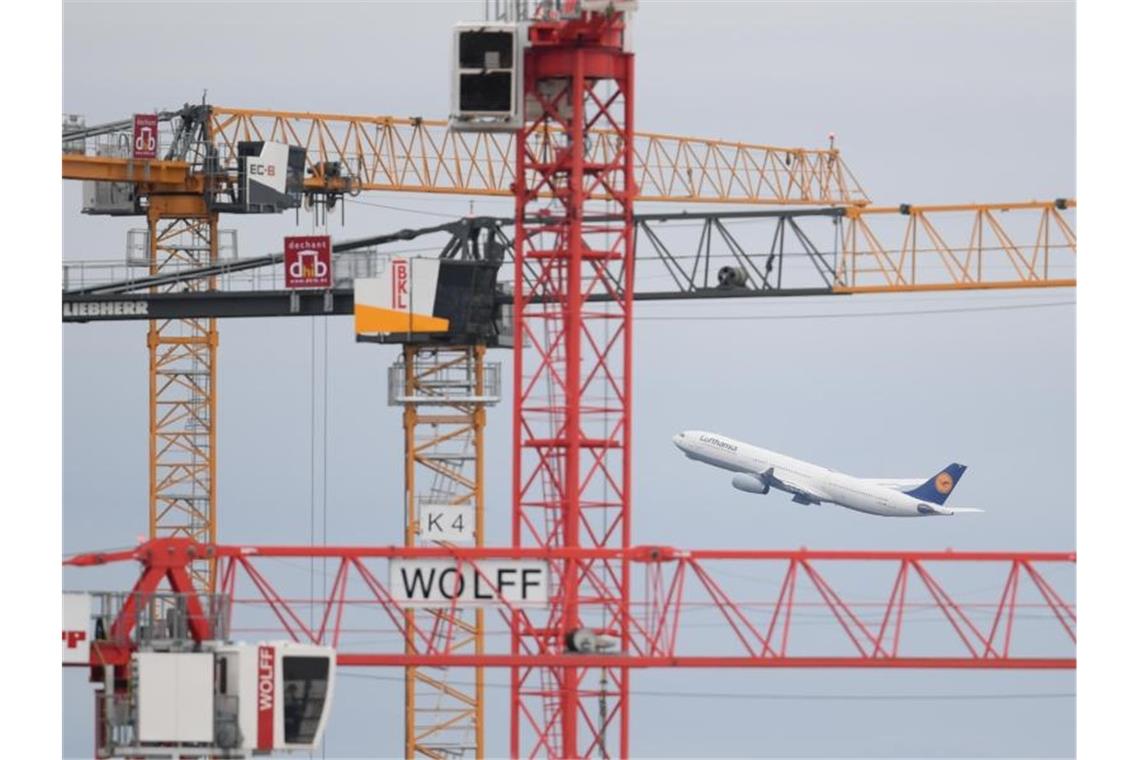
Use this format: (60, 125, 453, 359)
(731, 473, 770, 494)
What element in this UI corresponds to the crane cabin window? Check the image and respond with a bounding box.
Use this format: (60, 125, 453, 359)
(457, 28, 515, 113)
(459, 72, 513, 113)
(458, 30, 513, 70)
(281, 655, 330, 746)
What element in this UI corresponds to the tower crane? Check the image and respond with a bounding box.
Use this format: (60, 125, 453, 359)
(62, 2, 1076, 757)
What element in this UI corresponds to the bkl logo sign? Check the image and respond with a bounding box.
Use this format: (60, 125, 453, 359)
(257, 645, 275, 750)
(284, 235, 332, 289)
(132, 114, 158, 159)
(392, 258, 409, 309)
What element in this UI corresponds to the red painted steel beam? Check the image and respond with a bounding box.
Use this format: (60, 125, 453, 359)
(65, 539, 1076, 566)
(65, 537, 1077, 689)
(334, 654, 1075, 669)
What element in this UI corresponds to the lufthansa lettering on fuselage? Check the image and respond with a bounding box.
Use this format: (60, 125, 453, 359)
(62, 301, 149, 319)
(699, 435, 737, 452)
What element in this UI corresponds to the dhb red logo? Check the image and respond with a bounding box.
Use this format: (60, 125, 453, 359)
(132, 114, 158, 159)
(284, 236, 332, 290)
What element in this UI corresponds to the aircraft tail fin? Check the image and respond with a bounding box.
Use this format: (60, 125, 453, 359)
(904, 463, 967, 505)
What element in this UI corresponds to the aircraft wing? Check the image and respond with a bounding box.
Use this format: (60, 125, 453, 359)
(767, 470, 828, 505)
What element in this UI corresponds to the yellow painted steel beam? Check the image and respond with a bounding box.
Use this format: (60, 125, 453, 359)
(837, 201, 1076, 293)
(847, 199, 1076, 216)
(833, 279, 1076, 295)
(210, 106, 869, 206)
(62, 154, 199, 188)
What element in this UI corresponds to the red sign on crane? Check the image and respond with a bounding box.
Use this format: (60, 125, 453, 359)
(284, 236, 332, 289)
(132, 114, 158, 159)
(256, 644, 275, 750)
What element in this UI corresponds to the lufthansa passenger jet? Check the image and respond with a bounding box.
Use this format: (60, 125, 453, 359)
(672, 431, 983, 517)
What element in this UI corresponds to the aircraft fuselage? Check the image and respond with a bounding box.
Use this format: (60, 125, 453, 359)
(672, 430, 969, 518)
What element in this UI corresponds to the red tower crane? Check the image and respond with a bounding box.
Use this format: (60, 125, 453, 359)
(511, 7, 636, 756)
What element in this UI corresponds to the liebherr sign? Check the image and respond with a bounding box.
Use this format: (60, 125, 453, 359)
(63, 301, 148, 319)
(390, 560, 549, 607)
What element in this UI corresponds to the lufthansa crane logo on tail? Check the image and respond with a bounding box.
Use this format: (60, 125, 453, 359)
(935, 471, 955, 495)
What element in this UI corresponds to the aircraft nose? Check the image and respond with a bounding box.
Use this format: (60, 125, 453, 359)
(672, 433, 685, 449)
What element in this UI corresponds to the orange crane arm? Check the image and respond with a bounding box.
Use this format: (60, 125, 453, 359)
(207, 107, 869, 206)
(837, 201, 1076, 293)
(61, 154, 197, 188)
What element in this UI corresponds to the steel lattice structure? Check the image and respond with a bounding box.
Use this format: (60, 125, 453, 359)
(62, 105, 867, 207)
(509, 14, 636, 757)
(60, 203, 1078, 324)
(838, 201, 1076, 293)
(65, 539, 1076, 672)
(205, 107, 867, 206)
(144, 205, 219, 593)
(394, 345, 497, 758)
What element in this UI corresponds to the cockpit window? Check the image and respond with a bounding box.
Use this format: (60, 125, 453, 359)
(282, 656, 329, 745)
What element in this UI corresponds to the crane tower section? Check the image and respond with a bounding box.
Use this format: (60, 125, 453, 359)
(509, 6, 636, 757)
(391, 345, 500, 758)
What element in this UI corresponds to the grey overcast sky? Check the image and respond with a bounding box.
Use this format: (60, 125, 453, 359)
(62, 1, 1075, 757)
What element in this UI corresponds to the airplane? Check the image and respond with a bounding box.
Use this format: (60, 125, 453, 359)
(672, 430, 984, 517)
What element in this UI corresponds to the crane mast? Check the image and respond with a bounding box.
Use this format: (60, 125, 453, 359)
(510, 6, 635, 756)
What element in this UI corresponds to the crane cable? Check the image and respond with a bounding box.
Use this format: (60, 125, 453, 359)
(307, 222, 331, 670)
(338, 672, 1073, 702)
